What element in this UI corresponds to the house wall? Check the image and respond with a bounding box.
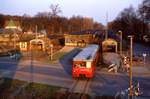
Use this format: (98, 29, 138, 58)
(65, 34, 93, 47)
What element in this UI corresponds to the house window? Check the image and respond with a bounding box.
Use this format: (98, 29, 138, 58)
(20, 42, 27, 48)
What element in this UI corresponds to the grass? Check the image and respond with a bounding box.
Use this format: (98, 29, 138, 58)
(50, 51, 67, 63)
(24, 82, 60, 98)
(0, 78, 26, 93)
(0, 78, 61, 99)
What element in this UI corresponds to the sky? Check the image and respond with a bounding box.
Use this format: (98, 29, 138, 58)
(0, 0, 143, 25)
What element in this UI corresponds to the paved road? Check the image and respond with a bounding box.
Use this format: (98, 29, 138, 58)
(92, 71, 150, 98)
(0, 44, 150, 98)
(0, 58, 150, 98)
(0, 59, 73, 88)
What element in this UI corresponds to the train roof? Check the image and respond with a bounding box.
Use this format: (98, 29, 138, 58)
(73, 44, 99, 61)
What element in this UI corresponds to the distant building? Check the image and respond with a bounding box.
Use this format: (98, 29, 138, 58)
(0, 28, 60, 52)
(5, 19, 22, 31)
(0, 29, 20, 52)
(65, 30, 104, 47)
(19, 34, 63, 52)
(102, 38, 118, 53)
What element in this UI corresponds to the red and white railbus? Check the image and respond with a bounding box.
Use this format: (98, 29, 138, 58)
(72, 44, 100, 78)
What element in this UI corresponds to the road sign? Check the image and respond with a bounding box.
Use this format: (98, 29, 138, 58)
(142, 53, 146, 57)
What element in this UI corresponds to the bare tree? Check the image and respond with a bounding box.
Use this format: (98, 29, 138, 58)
(35, 12, 50, 18)
(49, 4, 62, 17)
(109, 6, 149, 41)
(138, 0, 150, 21)
(0, 14, 5, 28)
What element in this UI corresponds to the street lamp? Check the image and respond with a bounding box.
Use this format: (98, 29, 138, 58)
(118, 30, 122, 56)
(142, 53, 147, 65)
(105, 12, 108, 40)
(50, 44, 53, 60)
(128, 35, 133, 99)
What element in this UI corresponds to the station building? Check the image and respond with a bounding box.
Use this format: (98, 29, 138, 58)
(64, 30, 104, 47)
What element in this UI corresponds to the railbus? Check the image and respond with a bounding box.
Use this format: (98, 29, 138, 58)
(72, 44, 100, 78)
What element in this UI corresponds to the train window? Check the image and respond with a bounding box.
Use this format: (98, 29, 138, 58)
(74, 63, 86, 68)
(86, 62, 91, 68)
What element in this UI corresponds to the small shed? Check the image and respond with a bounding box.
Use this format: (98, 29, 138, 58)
(102, 39, 118, 53)
(30, 39, 45, 51)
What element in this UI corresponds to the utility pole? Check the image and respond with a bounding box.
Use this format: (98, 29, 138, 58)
(128, 35, 133, 99)
(118, 30, 122, 56)
(50, 44, 53, 60)
(105, 12, 108, 40)
(13, 29, 16, 50)
(36, 25, 38, 39)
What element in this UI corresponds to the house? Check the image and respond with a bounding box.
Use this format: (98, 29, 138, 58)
(19, 33, 64, 52)
(102, 38, 118, 53)
(1, 20, 64, 52)
(0, 29, 20, 47)
(65, 30, 104, 47)
(5, 19, 22, 31)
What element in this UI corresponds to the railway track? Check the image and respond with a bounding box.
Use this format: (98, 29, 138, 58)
(67, 79, 91, 99)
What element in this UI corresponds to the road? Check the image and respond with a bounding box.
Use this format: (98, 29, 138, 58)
(0, 44, 150, 98)
(0, 58, 150, 98)
(0, 58, 73, 88)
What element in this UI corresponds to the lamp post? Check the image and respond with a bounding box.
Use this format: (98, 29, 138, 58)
(128, 35, 133, 99)
(105, 12, 108, 40)
(142, 53, 146, 65)
(50, 44, 53, 60)
(118, 31, 122, 56)
(13, 30, 16, 49)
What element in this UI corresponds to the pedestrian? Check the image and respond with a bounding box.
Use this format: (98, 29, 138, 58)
(126, 63, 130, 72)
(123, 56, 130, 72)
(134, 81, 142, 96)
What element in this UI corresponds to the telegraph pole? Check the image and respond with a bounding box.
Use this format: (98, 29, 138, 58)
(118, 31, 123, 56)
(36, 25, 38, 39)
(128, 35, 133, 99)
(13, 29, 16, 50)
(50, 44, 53, 60)
(105, 12, 108, 40)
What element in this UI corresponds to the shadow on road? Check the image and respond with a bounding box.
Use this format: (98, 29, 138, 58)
(0, 50, 22, 98)
(59, 48, 81, 76)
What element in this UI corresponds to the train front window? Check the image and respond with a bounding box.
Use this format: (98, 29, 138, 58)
(74, 62, 86, 68)
(86, 62, 91, 68)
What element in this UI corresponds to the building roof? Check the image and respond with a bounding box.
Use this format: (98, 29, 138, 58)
(107, 30, 120, 41)
(73, 44, 99, 61)
(70, 30, 104, 35)
(102, 38, 117, 45)
(5, 19, 21, 30)
(47, 35, 63, 39)
(0, 29, 21, 34)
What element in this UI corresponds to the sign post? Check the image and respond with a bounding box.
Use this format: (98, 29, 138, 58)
(142, 53, 146, 65)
